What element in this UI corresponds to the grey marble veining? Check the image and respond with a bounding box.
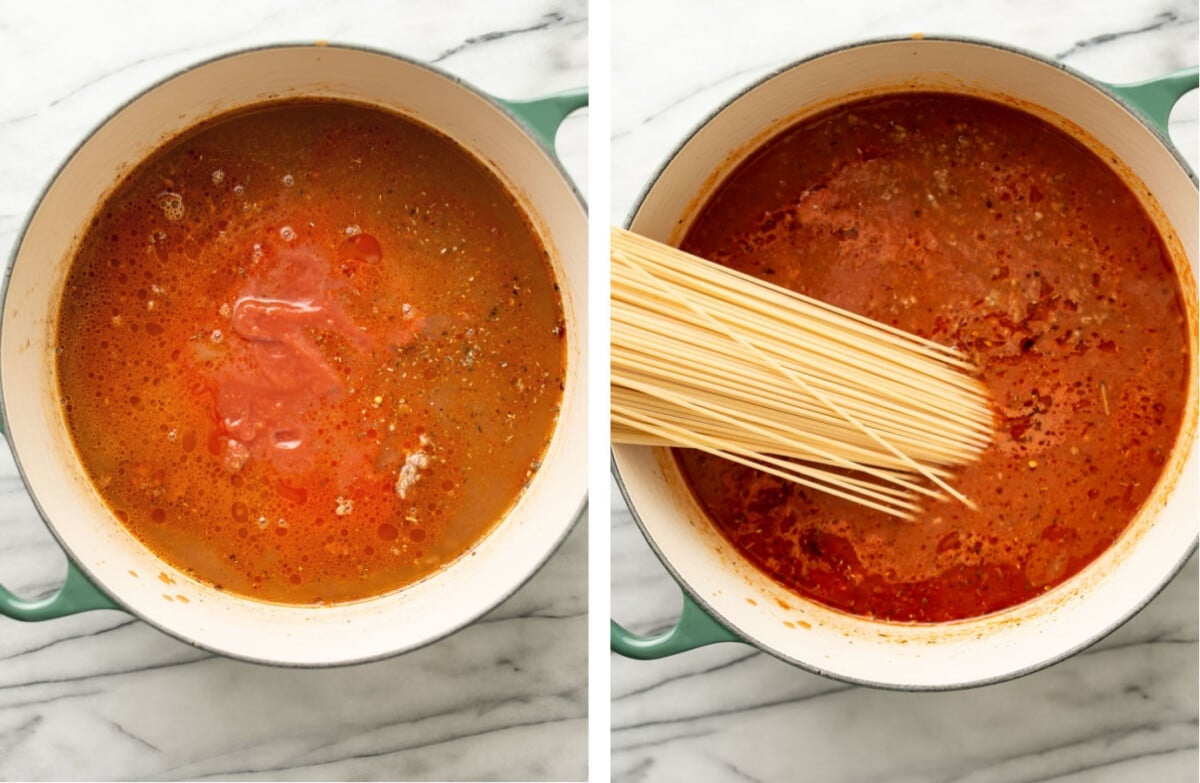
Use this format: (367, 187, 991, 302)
(0, 1, 587, 780)
(611, 1, 1198, 781)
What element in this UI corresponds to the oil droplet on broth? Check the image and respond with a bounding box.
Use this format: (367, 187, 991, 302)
(338, 232, 382, 264)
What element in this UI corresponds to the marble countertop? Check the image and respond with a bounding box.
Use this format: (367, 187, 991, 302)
(611, 1, 1198, 782)
(0, 1, 587, 781)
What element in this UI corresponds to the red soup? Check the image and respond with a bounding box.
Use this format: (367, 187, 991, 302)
(676, 92, 1191, 622)
(57, 100, 566, 605)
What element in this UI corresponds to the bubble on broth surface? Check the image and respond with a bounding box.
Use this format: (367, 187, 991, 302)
(157, 192, 185, 222)
(280, 226, 297, 242)
(212, 169, 225, 185)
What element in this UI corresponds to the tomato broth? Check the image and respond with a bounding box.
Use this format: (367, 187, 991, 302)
(57, 101, 566, 605)
(676, 93, 1191, 622)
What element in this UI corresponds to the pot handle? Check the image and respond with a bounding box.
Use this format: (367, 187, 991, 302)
(496, 88, 588, 152)
(1105, 66, 1198, 135)
(0, 560, 119, 620)
(611, 590, 741, 659)
(0, 420, 119, 619)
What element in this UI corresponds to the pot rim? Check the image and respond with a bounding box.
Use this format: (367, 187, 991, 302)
(2, 42, 587, 667)
(614, 33, 1199, 690)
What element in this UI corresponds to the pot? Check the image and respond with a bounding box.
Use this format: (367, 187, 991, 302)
(0, 44, 588, 666)
(611, 36, 1198, 689)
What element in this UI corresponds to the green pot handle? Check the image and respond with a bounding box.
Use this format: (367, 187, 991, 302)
(611, 590, 741, 659)
(0, 559, 119, 620)
(1105, 66, 1198, 136)
(0, 416, 119, 619)
(497, 87, 588, 152)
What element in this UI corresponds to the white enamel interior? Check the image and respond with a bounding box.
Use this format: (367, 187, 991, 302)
(3, 46, 587, 665)
(615, 38, 1198, 688)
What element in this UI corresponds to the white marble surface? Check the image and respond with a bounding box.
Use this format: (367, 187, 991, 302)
(611, 1, 1198, 781)
(0, 1, 587, 780)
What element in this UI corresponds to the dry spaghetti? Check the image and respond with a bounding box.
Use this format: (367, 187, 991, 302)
(611, 226, 993, 518)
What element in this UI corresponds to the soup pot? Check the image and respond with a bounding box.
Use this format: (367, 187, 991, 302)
(611, 36, 1198, 689)
(1, 44, 587, 666)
